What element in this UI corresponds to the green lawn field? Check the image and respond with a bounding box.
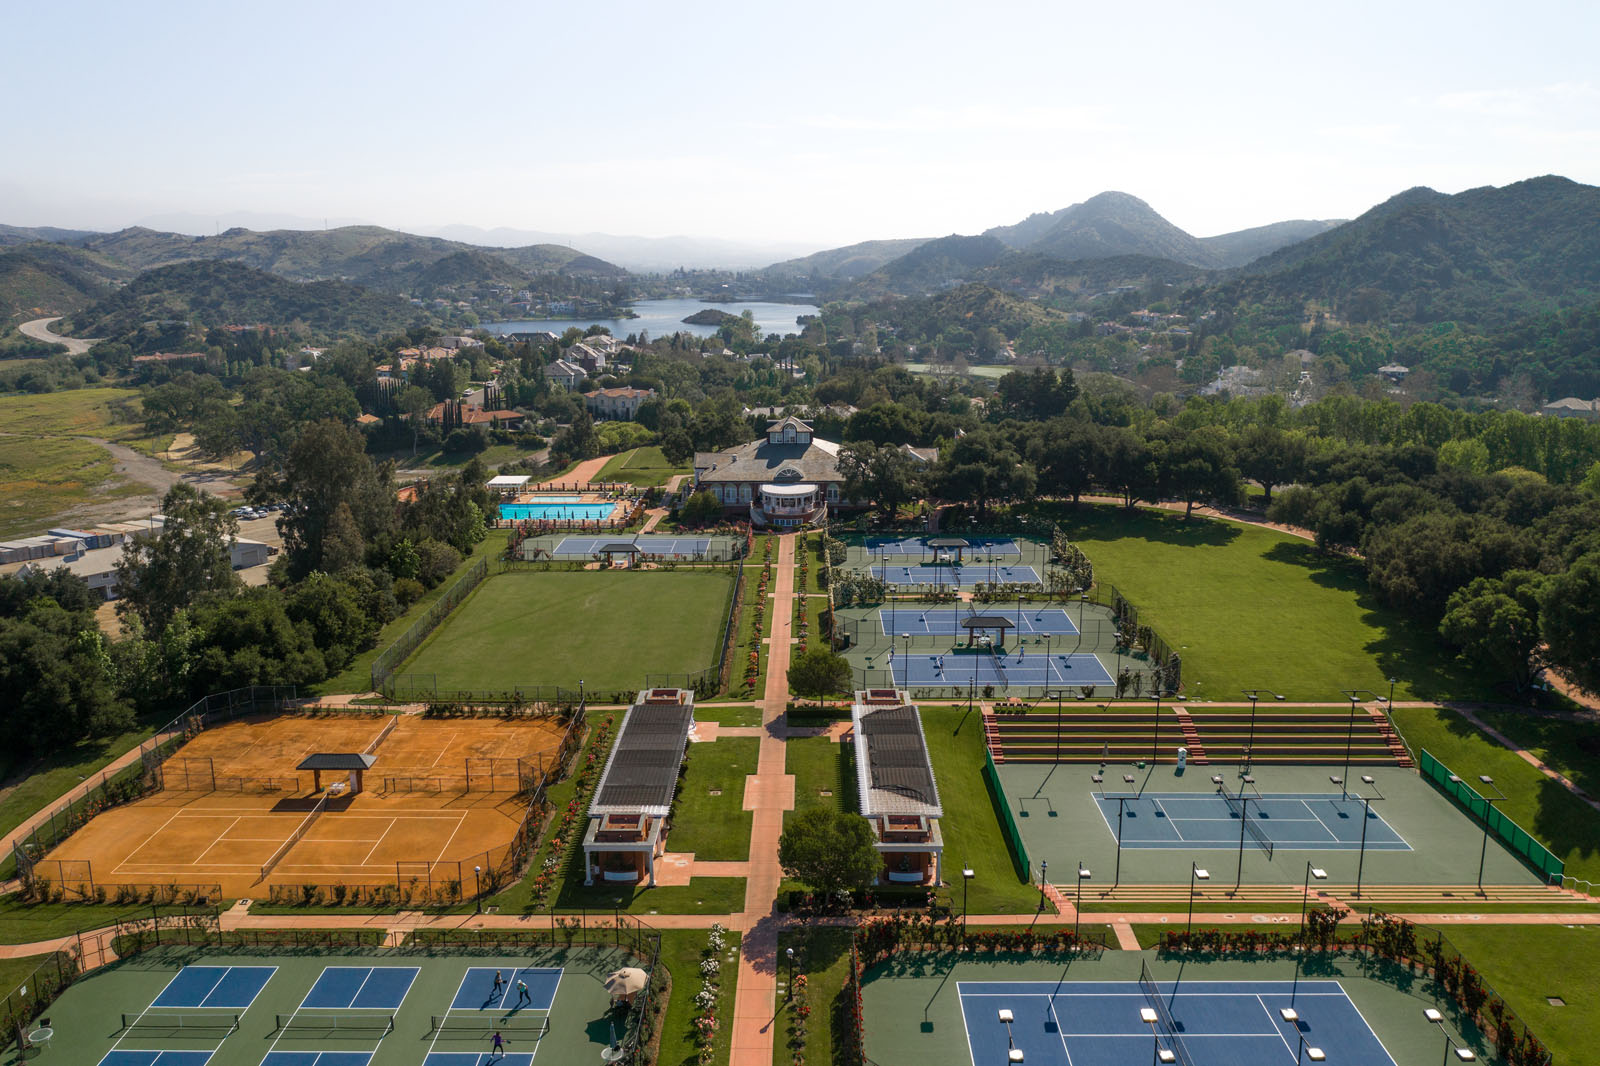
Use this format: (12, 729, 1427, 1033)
(596, 445, 689, 487)
(1035, 503, 1496, 701)
(403, 568, 733, 697)
(668, 737, 758, 861)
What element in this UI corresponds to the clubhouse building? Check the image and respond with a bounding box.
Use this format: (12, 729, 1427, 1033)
(693, 416, 844, 528)
(582, 687, 695, 887)
(852, 688, 945, 886)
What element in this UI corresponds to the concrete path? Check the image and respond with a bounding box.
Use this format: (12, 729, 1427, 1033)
(1447, 704, 1600, 815)
(729, 535, 796, 1066)
(18, 316, 99, 355)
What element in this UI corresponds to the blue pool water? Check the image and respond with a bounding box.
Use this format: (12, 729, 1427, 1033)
(500, 502, 618, 521)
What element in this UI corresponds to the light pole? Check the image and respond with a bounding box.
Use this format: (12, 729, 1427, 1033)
(1075, 862, 1090, 940)
(785, 946, 795, 999)
(902, 633, 911, 687)
(1352, 775, 1381, 898)
(1114, 798, 1127, 887)
(1450, 774, 1507, 896)
(1292, 863, 1327, 1005)
(962, 865, 974, 941)
(474, 864, 482, 913)
(1425, 1008, 1478, 1063)
(1241, 688, 1284, 775)
(1233, 792, 1250, 891)
(1054, 690, 1063, 764)
(1339, 689, 1385, 798)
(1187, 862, 1210, 936)
(1037, 859, 1049, 911)
(1140, 1008, 1174, 1064)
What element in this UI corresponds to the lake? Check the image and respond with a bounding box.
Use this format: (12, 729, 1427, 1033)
(483, 298, 819, 342)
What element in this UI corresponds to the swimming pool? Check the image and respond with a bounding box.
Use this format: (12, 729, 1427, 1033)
(500, 502, 618, 521)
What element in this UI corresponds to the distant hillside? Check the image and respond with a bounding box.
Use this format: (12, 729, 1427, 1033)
(763, 238, 930, 280)
(1223, 176, 1600, 325)
(0, 224, 100, 246)
(979, 252, 1206, 294)
(75, 224, 626, 291)
(1018, 192, 1213, 266)
(866, 235, 1009, 291)
(869, 283, 1076, 342)
(0, 243, 131, 319)
(1198, 219, 1343, 267)
(64, 259, 430, 339)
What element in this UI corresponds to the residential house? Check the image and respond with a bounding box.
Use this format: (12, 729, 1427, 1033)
(546, 359, 587, 391)
(1540, 397, 1599, 421)
(693, 417, 847, 528)
(584, 387, 656, 421)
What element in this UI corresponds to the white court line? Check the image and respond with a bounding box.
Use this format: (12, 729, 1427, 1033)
(1301, 800, 1345, 844)
(192, 817, 245, 863)
(1044, 994, 1076, 1066)
(1255, 994, 1298, 1060)
(428, 734, 460, 769)
(432, 812, 471, 864)
(361, 820, 400, 865)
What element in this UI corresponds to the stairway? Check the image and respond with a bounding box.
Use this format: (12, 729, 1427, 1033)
(982, 708, 1004, 763)
(1367, 707, 1415, 767)
(1174, 708, 1208, 765)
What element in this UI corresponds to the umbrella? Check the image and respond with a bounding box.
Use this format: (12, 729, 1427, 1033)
(604, 968, 648, 997)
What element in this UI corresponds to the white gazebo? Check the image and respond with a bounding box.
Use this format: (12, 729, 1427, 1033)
(753, 481, 826, 528)
(486, 474, 531, 496)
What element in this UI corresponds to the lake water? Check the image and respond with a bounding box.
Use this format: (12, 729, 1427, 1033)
(484, 297, 819, 342)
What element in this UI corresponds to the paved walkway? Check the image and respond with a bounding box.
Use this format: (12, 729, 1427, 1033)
(729, 535, 797, 1066)
(535, 453, 612, 488)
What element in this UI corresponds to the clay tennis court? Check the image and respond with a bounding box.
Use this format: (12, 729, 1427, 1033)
(41, 711, 570, 897)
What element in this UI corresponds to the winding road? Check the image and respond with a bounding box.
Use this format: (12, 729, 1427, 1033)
(17, 316, 99, 356)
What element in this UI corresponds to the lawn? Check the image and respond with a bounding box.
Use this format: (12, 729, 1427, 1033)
(668, 738, 758, 862)
(1029, 502, 1497, 702)
(0, 895, 210, 944)
(596, 445, 689, 487)
(1390, 706, 1600, 885)
(0, 432, 149, 540)
(0, 387, 144, 438)
(0, 953, 52, 1002)
(0, 723, 157, 839)
(783, 734, 856, 827)
(919, 705, 1039, 913)
(690, 705, 763, 726)
(315, 529, 510, 695)
(403, 566, 735, 699)
(659, 926, 742, 1066)
(774, 927, 853, 1066)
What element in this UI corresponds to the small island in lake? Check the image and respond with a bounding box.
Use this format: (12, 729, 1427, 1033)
(681, 308, 741, 326)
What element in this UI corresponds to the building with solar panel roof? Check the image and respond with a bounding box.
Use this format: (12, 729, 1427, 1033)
(852, 688, 945, 885)
(582, 687, 695, 886)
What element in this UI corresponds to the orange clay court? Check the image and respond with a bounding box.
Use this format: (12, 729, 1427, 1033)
(43, 712, 568, 897)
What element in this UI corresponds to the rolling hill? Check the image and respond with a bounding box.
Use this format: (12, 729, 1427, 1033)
(762, 237, 932, 280)
(63, 259, 430, 339)
(0, 243, 133, 320)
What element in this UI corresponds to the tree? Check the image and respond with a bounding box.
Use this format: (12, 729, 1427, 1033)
(1538, 552, 1600, 694)
(1234, 424, 1308, 506)
(0, 599, 132, 760)
(115, 483, 240, 634)
(1158, 425, 1241, 517)
(1439, 574, 1544, 690)
(838, 442, 920, 521)
(934, 431, 1036, 518)
(777, 808, 880, 900)
(679, 490, 723, 526)
(187, 588, 329, 691)
(266, 420, 396, 579)
(399, 385, 435, 456)
(787, 646, 852, 711)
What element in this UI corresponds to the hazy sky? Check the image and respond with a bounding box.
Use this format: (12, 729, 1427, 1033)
(5, 0, 1598, 248)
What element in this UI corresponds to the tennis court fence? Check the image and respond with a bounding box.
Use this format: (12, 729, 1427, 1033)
(1418, 749, 1564, 885)
(371, 557, 489, 693)
(6, 685, 297, 890)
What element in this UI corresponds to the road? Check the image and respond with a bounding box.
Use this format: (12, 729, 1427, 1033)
(17, 316, 100, 356)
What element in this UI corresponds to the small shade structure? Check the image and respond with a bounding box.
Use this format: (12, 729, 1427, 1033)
(604, 967, 649, 1003)
(959, 615, 1015, 648)
(296, 752, 376, 794)
(597, 541, 643, 565)
(926, 536, 970, 561)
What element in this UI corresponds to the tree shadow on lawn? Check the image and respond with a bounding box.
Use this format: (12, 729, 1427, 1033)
(1260, 541, 1497, 702)
(1037, 503, 1243, 549)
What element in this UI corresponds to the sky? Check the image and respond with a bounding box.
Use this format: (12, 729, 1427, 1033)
(4, 0, 1599, 251)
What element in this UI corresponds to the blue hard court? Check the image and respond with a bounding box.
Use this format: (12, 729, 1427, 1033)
(959, 979, 1398, 1066)
(865, 536, 1020, 556)
(554, 535, 712, 556)
(97, 1054, 214, 1066)
(260, 1054, 373, 1066)
(871, 564, 1040, 586)
(152, 966, 276, 1008)
(301, 966, 419, 1009)
(1090, 791, 1412, 851)
(889, 652, 1114, 688)
(424, 1055, 536, 1066)
(451, 967, 562, 1012)
(877, 607, 1079, 636)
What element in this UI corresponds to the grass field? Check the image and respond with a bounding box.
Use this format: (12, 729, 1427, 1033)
(668, 737, 757, 861)
(784, 734, 856, 827)
(774, 927, 852, 1066)
(0, 723, 156, 839)
(1030, 502, 1497, 701)
(404, 568, 733, 696)
(1391, 705, 1600, 885)
(0, 430, 149, 539)
(0, 387, 144, 437)
(596, 445, 689, 487)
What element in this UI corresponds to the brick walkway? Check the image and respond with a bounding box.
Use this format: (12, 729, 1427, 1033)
(729, 534, 797, 1066)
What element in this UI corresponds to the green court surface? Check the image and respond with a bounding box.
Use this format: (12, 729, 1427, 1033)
(400, 568, 734, 696)
(7, 945, 630, 1066)
(993, 762, 1543, 888)
(858, 950, 1483, 1066)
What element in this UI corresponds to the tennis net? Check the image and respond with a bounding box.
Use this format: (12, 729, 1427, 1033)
(121, 1012, 240, 1034)
(275, 1012, 394, 1035)
(258, 791, 331, 882)
(430, 1013, 550, 1037)
(1138, 959, 1194, 1066)
(1220, 786, 1275, 859)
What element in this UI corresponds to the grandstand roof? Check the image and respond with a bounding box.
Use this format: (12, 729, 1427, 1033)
(590, 692, 695, 817)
